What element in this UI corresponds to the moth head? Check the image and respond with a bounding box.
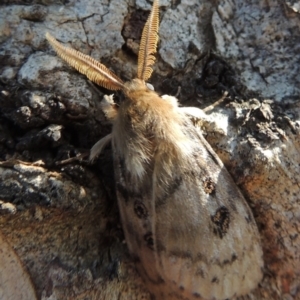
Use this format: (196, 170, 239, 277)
(124, 79, 151, 92)
(123, 79, 157, 101)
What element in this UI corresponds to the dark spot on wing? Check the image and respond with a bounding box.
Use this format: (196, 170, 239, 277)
(193, 292, 202, 298)
(211, 276, 219, 283)
(179, 286, 184, 291)
(195, 252, 208, 264)
(211, 206, 230, 238)
(232, 253, 238, 262)
(144, 232, 154, 250)
(195, 267, 205, 278)
(193, 251, 238, 269)
(134, 200, 149, 219)
(203, 176, 216, 194)
(169, 250, 193, 260)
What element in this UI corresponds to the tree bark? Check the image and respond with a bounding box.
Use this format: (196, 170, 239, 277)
(0, 0, 299, 299)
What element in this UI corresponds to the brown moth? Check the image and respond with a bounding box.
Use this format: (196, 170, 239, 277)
(46, 0, 263, 299)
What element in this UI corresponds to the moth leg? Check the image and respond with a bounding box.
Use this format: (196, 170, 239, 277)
(101, 94, 119, 123)
(203, 91, 228, 113)
(89, 133, 112, 161)
(179, 91, 229, 126)
(87, 81, 119, 122)
(56, 152, 89, 165)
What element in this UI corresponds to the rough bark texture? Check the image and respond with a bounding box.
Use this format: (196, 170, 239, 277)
(0, 0, 299, 299)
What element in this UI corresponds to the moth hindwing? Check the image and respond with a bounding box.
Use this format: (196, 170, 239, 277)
(46, 0, 263, 299)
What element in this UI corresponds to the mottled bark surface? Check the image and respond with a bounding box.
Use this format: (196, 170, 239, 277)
(0, 0, 299, 299)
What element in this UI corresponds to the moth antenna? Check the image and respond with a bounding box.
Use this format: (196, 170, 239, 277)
(45, 32, 125, 91)
(137, 0, 159, 81)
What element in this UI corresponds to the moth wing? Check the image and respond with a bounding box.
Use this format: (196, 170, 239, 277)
(113, 113, 263, 300)
(152, 120, 263, 299)
(0, 231, 37, 300)
(112, 144, 163, 284)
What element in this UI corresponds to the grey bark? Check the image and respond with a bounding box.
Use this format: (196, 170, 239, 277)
(0, 0, 299, 299)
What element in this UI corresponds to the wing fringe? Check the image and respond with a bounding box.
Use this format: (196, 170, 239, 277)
(137, 0, 159, 81)
(45, 32, 124, 91)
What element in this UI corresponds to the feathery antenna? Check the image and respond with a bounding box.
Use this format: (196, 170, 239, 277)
(45, 33, 124, 91)
(137, 0, 159, 81)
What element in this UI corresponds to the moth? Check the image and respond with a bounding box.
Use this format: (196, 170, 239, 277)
(46, 0, 263, 299)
